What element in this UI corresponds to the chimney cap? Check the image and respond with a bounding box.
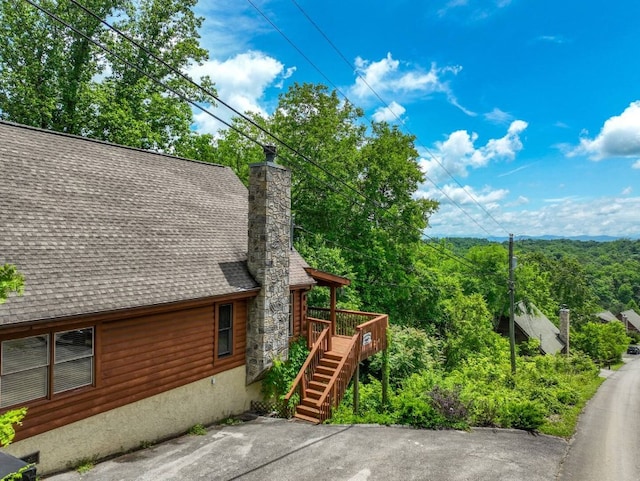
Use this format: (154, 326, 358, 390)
(263, 145, 277, 163)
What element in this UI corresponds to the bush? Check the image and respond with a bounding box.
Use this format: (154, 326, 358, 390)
(261, 338, 309, 401)
(500, 400, 545, 431)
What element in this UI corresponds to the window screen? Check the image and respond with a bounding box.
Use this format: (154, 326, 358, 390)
(54, 328, 94, 394)
(1, 335, 49, 408)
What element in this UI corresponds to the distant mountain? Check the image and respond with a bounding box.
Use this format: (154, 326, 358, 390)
(488, 235, 629, 243)
(431, 234, 640, 244)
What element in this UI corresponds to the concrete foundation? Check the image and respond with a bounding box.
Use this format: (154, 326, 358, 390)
(4, 365, 260, 475)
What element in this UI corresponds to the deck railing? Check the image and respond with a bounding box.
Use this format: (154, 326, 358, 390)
(307, 307, 380, 337)
(285, 325, 331, 407)
(356, 314, 388, 361)
(307, 318, 332, 350)
(315, 331, 361, 422)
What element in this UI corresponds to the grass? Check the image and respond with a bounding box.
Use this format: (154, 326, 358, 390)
(74, 458, 96, 474)
(538, 376, 605, 438)
(187, 423, 207, 436)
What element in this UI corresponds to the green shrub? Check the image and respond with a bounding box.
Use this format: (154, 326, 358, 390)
(261, 338, 309, 401)
(500, 400, 545, 431)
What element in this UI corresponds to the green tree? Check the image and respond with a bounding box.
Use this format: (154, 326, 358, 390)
(0, 264, 24, 305)
(573, 321, 629, 364)
(0, 0, 214, 154)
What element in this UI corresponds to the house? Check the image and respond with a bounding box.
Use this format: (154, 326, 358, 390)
(0, 121, 387, 474)
(617, 309, 640, 333)
(595, 310, 618, 323)
(497, 302, 565, 355)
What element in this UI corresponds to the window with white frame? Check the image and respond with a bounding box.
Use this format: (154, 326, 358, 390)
(0, 327, 94, 408)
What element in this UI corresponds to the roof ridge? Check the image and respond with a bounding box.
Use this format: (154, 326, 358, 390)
(0, 120, 227, 170)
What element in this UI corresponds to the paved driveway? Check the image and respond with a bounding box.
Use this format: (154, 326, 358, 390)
(45, 417, 568, 481)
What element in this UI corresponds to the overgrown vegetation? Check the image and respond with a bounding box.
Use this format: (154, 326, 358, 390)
(261, 338, 310, 412)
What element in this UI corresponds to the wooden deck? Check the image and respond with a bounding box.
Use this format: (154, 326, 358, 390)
(329, 335, 353, 356)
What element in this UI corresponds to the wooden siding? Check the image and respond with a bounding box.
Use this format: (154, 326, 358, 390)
(290, 289, 309, 340)
(0, 295, 252, 442)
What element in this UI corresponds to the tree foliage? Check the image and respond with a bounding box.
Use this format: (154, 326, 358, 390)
(0, 0, 214, 153)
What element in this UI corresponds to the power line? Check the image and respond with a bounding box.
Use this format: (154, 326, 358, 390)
(69, 0, 500, 253)
(289, 0, 511, 237)
(21, 0, 265, 152)
(24, 0, 507, 290)
(250, 0, 498, 239)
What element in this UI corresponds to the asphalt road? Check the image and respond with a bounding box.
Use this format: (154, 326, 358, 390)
(559, 356, 640, 481)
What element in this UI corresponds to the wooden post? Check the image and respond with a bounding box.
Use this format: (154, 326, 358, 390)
(509, 234, 516, 375)
(382, 344, 389, 409)
(353, 362, 360, 415)
(330, 286, 337, 336)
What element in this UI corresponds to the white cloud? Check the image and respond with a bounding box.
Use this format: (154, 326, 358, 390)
(372, 101, 407, 122)
(633, 160, 640, 169)
(571, 101, 640, 160)
(622, 186, 633, 195)
(418, 119, 528, 184)
(188, 51, 292, 134)
(351, 53, 473, 115)
(484, 108, 513, 124)
(427, 195, 640, 238)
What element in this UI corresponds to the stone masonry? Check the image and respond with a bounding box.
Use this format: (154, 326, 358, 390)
(246, 155, 291, 384)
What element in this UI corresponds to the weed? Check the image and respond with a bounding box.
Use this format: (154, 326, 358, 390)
(139, 440, 153, 449)
(74, 458, 95, 474)
(187, 423, 207, 435)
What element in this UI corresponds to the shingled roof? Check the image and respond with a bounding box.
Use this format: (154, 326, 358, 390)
(514, 302, 565, 355)
(0, 121, 313, 326)
(619, 309, 640, 331)
(596, 310, 618, 323)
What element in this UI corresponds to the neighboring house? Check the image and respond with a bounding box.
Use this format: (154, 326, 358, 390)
(0, 122, 387, 474)
(617, 309, 640, 333)
(596, 310, 618, 323)
(497, 302, 565, 355)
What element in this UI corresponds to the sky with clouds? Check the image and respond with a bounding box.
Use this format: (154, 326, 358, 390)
(189, 0, 640, 239)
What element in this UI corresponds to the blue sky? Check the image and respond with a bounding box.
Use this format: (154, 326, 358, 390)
(189, 0, 640, 239)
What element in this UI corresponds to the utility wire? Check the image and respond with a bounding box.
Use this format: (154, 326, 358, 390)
(21, 0, 265, 151)
(252, 0, 498, 240)
(69, 0, 500, 258)
(27, 0, 507, 289)
(289, 0, 511, 237)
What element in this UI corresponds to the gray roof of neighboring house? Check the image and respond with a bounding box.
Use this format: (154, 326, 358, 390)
(620, 310, 640, 331)
(515, 302, 565, 355)
(596, 310, 618, 323)
(0, 121, 313, 326)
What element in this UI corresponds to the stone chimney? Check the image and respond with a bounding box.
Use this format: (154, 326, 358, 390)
(245, 146, 291, 384)
(559, 307, 570, 355)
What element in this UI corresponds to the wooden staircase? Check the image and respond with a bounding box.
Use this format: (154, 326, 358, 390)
(294, 351, 343, 423)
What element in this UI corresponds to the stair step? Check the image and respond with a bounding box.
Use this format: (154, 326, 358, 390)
(297, 404, 321, 418)
(313, 373, 333, 383)
(305, 388, 323, 399)
(319, 358, 340, 368)
(294, 413, 321, 424)
(324, 352, 343, 361)
(301, 397, 319, 408)
(309, 381, 327, 392)
(316, 365, 336, 376)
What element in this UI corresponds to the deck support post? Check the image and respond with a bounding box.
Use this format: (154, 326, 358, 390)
(353, 362, 360, 415)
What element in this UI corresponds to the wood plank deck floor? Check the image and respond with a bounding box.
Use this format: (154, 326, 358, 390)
(330, 335, 353, 355)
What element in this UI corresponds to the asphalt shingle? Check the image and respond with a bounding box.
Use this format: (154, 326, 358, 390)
(0, 122, 313, 325)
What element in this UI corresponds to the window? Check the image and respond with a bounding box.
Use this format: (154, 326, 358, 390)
(0, 327, 94, 408)
(217, 304, 233, 358)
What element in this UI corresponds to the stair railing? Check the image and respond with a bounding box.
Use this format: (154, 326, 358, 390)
(285, 325, 330, 409)
(315, 330, 362, 422)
